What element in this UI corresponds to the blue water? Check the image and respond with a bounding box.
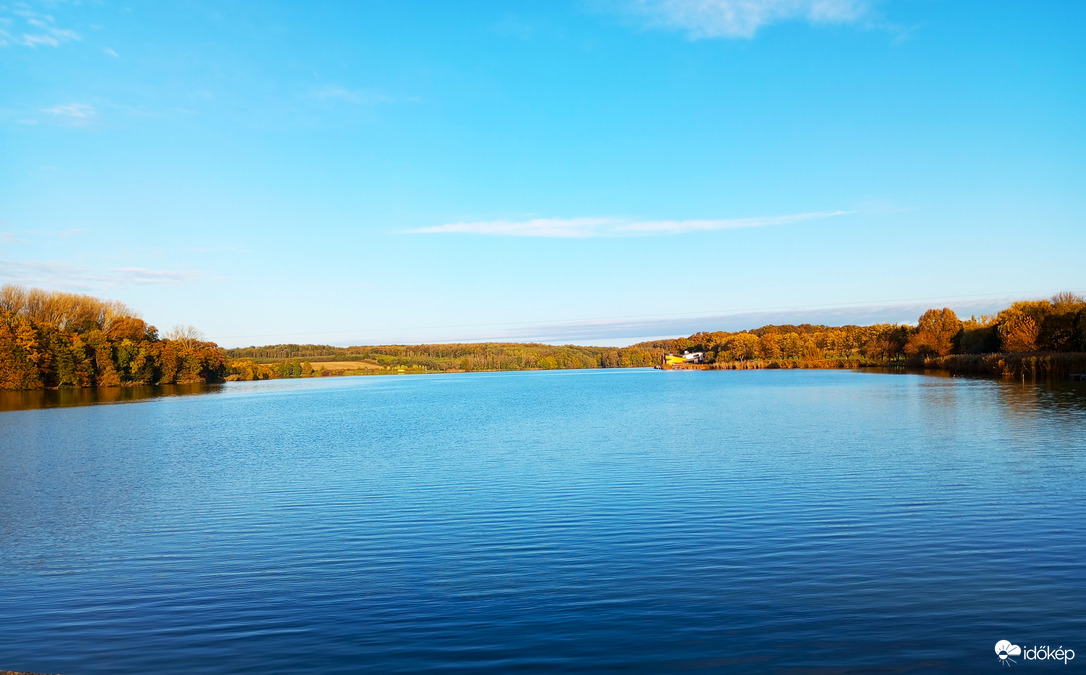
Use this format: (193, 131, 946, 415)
(1, 369, 1083, 673)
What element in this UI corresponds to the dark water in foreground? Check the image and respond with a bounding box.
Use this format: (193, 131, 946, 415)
(1, 369, 1084, 674)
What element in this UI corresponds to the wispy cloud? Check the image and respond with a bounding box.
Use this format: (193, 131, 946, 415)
(0, 7, 80, 47)
(41, 102, 96, 126)
(413, 217, 613, 238)
(103, 47, 118, 58)
(468, 297, 1018, 345)
(44, 103, 94, 119)
(309, 85, 397, 105)
(110, 267, 200, 285)
(0, 260, 200, 289)
(616, 211, 850, 233)
(410, 210, 849, 238)
(625, 0, 869, 39)
(0, 232, 23, 244)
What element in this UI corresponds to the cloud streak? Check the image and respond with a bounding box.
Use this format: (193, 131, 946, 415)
(43, 103, 95, 120)
(33, 103, 98, 127)
(626, 0, 869, 39)
(0, 8, 80, 47)
(410, 210, 849, 238)
(382, 296, 1037, 346)
(309, 85, 397, 105)
(472, 298, 1015, 345)
(0, 260, 200, 290)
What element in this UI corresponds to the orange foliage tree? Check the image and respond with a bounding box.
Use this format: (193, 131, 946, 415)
(905, 308, 962, 357)
(0, 285, 228, 390)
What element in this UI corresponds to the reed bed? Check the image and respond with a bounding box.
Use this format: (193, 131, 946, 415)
(918, 353, 1086, 380)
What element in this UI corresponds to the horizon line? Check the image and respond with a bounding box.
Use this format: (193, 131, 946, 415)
(213, 289, 1083, 349)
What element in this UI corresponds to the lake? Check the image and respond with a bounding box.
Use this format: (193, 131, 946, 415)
(1, 369, 1083, 673)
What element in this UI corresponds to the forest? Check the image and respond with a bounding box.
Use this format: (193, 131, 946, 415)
(2, 284, 1084, 390)
(226, 341, 659, 377)
(634, 292, 1086, 369)
(0, 285, 228, 390)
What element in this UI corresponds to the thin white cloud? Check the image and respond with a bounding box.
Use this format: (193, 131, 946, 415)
(39, 102, 97, 126)
(16, 32, 58, 46)
(411, 210, 849, 238)
(0, 232, 22, 244)
(110, 267, 201, 285)
(103, 47, 118, 58)
(44, 103, 95, 119)
(309, 85, 397, 105)
(464, 297, 1020, 345)
(616, 210, 850, 233)
(0, 7, 80, 47)
(413, 217, 614, 238)
(626, 0, 869, 39)
(0, 260, 200, 289)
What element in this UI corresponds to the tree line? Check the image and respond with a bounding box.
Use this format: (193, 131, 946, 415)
(635, 292, 1086, 366)
(2, 285, 1083, 390)
(0, 285, 228, 389)
(225, 342, 660, 377)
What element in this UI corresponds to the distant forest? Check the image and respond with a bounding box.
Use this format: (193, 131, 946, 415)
(637, 292, 1086, 365)
(227, 342, 659, 377)
(2, 284, 1084, 390)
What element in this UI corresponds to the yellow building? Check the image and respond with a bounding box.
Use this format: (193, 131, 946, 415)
(663, 351, 704, 367)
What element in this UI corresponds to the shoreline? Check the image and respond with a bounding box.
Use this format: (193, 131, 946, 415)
(6, 353, 1085, 395)
(661, 352, 1086, 381)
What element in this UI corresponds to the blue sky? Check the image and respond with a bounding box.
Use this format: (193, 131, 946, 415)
(2, 0, 1083, 347)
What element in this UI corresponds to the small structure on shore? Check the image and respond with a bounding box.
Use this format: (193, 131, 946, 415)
(663, 351, 704, 368)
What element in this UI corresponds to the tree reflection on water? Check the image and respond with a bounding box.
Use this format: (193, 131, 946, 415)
(0, 382, 224, 413)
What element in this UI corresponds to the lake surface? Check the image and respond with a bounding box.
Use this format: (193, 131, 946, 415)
(1, 369, 1084, 673)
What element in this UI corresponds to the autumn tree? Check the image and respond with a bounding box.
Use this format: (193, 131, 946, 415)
(905, 308, 962, 357)
(860, 324, 908, 360)
(723, 333, 760, 361)
(0, 308, 44, 389)
(0, 285, 228, 390)
(997, 302, 1048, 353)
